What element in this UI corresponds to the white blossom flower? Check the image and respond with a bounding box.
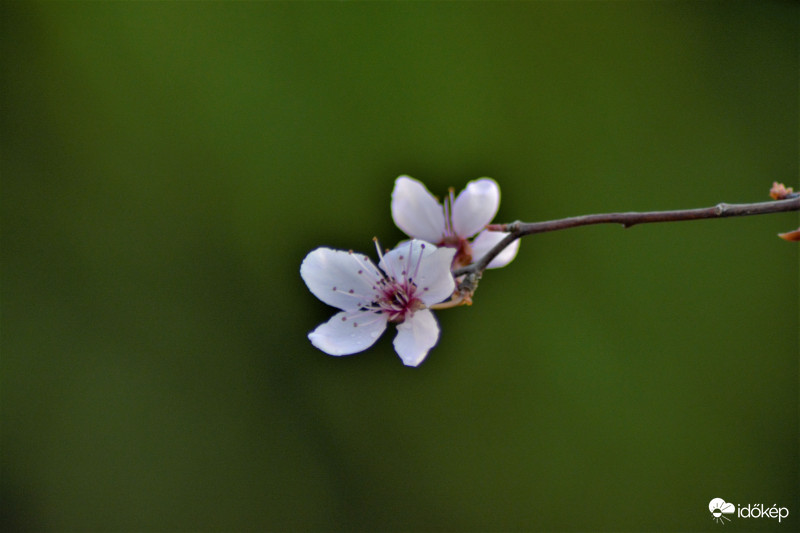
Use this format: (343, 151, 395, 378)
(391, 175, 520, 269)
(300, 239, 457, 367)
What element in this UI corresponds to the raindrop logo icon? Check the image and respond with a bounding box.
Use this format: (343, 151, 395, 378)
(709, 498, 735, 524)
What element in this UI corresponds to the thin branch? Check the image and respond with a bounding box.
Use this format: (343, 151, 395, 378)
(452, 196, 800, 280)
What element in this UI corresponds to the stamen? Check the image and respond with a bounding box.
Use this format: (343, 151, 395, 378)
(443, 191, 451, 237)
(331, 286, 368, 300)
(404, 243, 416, 286)
(375, 236, 401, 282)
(444, 187, 456, 237)
(372, 237, 384, 264)
(410, 242, 425, 285)
(352, 310, 392, 330)
(350, 247, 382, 281)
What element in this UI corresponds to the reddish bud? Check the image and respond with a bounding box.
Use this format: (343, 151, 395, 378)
(778, 228, 800, 242)
(769, 182, 794, 200)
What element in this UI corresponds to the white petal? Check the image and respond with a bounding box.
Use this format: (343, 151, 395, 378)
(393, 308, 440, 367)
(379, 240, 455, 306)
(300, 247, 382, 311)
(308, 310, 388, 356)
(411, 246, 456, 306)
(470, 230, 520, 269)
(391, 176, 446, 243)
(452, 178, 500, 238)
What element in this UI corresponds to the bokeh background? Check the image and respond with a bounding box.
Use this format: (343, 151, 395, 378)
(2, 1, 798, 531)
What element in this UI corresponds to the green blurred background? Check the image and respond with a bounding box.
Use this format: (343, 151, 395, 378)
(2, 1, 798, 531)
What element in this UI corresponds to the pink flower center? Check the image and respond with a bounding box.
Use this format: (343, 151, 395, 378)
(440, 234, 473, 269)
(370, 239, 429, 323)
(378, 284, 423, 323)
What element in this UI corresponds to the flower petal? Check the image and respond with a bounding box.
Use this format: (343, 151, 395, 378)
(300, 247, 382, 311)
(379, 240, 456, 306)
(470, 230, 520, 269)
(308, 310, 388, 356)
(391, 176, 446, 243)
(412, 246, 457, 306)
(452, 178, 500, 238)
(393, 308, 439, 367)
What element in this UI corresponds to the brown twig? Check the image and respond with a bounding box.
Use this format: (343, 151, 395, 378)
(452, 196, 800, 283)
